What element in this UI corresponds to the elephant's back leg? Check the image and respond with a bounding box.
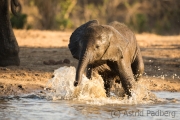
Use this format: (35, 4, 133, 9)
(131, 48, 144, 81)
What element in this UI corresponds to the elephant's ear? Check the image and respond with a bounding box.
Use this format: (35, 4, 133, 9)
(101, 26, 129, 61)
(68, 20, 99, 59)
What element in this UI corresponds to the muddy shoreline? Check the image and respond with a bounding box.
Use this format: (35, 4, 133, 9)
(0, 30, 180, 97)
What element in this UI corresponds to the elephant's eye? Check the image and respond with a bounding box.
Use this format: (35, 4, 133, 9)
(95, 45, 100, 49)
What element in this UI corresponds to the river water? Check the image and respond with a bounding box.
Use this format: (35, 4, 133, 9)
(0, 66, 179, 120)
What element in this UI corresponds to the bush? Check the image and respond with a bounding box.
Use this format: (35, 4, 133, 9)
(10, 13, 27, 29)
(135, 14, 148, 33)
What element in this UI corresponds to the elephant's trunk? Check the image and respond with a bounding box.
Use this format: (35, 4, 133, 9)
(11, 0, 22, 16)
(74, 51, 91, 86)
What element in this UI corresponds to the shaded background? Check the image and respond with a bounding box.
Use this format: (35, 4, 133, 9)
(11, 0, 180, 35)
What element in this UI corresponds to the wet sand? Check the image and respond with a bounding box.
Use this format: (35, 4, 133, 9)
(0, 30, 180, 96)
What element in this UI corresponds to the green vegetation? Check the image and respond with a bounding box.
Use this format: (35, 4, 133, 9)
(12, 0, 180, 35)
(10, 13, 27, 29)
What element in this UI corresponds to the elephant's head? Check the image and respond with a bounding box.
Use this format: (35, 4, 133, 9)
(81, 25, 113, 62)
(68, 20, 129, 86)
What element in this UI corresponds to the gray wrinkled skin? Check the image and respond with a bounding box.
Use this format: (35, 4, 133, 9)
(0, 0, 21, 67)
(68, 20, 144, 97)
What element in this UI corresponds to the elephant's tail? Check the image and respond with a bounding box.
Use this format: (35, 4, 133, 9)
(11, 0, 21, 16)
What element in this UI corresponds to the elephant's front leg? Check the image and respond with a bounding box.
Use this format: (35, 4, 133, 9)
(117, 60, 135, 97)
(102, 74, 111, 97)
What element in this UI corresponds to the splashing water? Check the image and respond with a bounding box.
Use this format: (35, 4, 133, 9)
(45, 66, 159, 105)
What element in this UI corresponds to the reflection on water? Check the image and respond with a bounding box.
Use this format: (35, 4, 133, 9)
(0, 92, 180, 120)
(0, 66, 180, 120)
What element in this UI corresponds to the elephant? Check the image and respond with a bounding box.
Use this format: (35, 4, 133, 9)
(68, 20, 144, 97)
(0, 0, 21, 67)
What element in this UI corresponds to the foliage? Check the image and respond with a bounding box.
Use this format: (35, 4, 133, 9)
(10, 13, 27, 29)
(55, 0, 76, 30)
(13, 0, 180, 35)
(132, 13, 148, 33)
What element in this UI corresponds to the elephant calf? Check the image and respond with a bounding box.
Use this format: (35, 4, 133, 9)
(68, 20, 144, 97)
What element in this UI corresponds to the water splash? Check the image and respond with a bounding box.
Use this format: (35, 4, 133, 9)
(45, 66, 76, 100)
(45, 66, 159, 105)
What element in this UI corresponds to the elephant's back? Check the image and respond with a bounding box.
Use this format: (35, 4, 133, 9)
(109, 21, 136, 43)
(109, 21, 138, 63)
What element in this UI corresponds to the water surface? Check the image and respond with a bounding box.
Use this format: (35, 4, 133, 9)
(0, 66, 179, 120)
(0, 92, 179, 120)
